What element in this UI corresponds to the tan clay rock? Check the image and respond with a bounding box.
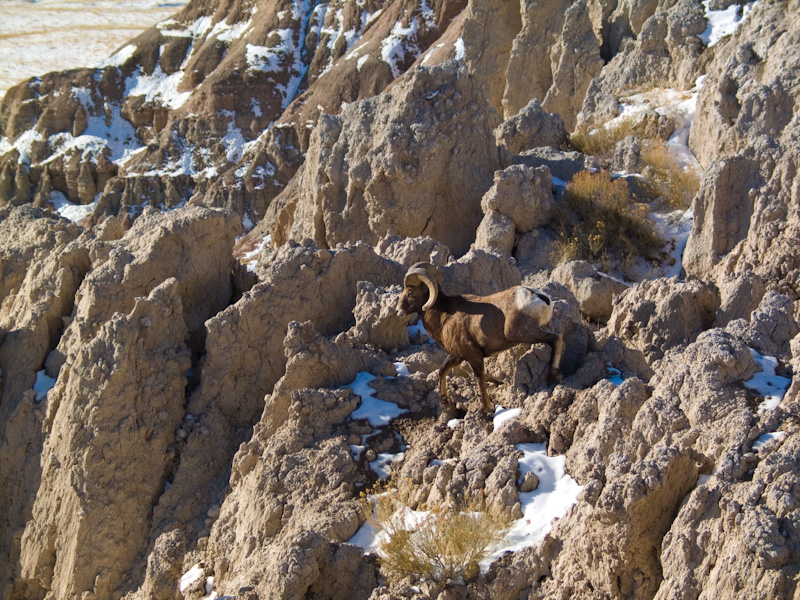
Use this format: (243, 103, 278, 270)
(16, 279, 191, 600)
(552, 260, 630, 323)
(271, 61, 501, 257)
(495, 98, 568, 156)
(607, 277, 720, 360)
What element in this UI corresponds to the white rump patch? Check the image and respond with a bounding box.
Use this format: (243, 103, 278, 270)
(512, 287, 553, 327)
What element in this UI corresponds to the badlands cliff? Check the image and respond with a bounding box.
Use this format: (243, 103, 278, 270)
(1, 0, 799, 599)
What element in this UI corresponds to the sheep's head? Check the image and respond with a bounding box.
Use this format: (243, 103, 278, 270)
(396, 262, 441, 317)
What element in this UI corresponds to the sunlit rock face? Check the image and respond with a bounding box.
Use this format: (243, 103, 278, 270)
(2, 1, 800, 599)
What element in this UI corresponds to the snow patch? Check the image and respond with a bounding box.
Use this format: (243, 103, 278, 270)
(753, 431, 787, 450)
(744, 349, 791, 413)
(370, 451, 406, 479)
(241, 235, 271, 272)
(606, 363, 625, 386)
(158, 15, 213, 38)
(179, 564, 204, 593)
(211, 18, 252, 43)
(98, 44, 137, 68)
(454, 37, 465, 61)
(34, 369, 57, 402)
(381, 18, 419, 78)
(49, 191, 97, 223)
(699, 1, 755, 47)
(348, 373, 408, 427)
(482, 443, 582, 568)
(394, 362, 411, 377)
(650, 208, 693, 279)
(614, 77, 704, 173)
(493, 406, 522, 431)
(349, 503, 430, 555)
(126, 64, 191, 110)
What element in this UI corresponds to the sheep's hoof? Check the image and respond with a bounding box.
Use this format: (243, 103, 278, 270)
(547, 369, 563, 385)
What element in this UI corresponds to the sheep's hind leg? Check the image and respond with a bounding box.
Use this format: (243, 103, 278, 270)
(504, 314, 564, 384)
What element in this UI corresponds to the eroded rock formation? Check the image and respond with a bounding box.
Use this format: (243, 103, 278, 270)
(2, 0, 800, 599)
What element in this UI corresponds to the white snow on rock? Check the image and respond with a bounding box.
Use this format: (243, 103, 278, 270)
(344, 372, 410, 478)
(157, 15, 213, 39)
(0, 0, 188, 97)
(606, 363, 625, 386)
(370, 451, 406, 479)
(33, 369, 57, 402)
(98, 44, 138, 69)
(651, 208, 694, 279)
(240, 235, 272, 272)
(613, 76, 704, 173)
(752, 431, 787, 450)
(454, 37, 465, 61)
(348, 373, 408, 427)
(493, 406, 522, 431)
(482, 443, 582, 569)
(49, 191, 98, 223)
(699, 1, 756, 47)
(349, 502, 430, 555)
(126, 64, 192, 110)
(744, 348, 791, 413)
(349, 442, 583, 572)
(381, 19, 420, 78)
(179, 564, 204, 593)
(210, 18, 253, 43)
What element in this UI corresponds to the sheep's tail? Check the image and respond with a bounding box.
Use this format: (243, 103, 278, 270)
(514, 286, 554, 327)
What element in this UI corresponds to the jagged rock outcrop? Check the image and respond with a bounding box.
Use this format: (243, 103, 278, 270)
(552, 260, 630, 323)
(495, 98, 568, 157)
(475, 164, 556, 258)
(503, 0, 603, 130)
(269, 61, 501, 257)
(2, 0, 800, 599)
(681, 1, 800, 305)
(607, 277, 720, 362)
(13, 279, 192, 600)
(0, 0, 469, 223)
(576, 0, 706, 130)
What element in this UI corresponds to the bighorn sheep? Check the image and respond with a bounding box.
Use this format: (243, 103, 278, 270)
(396, 262, 563, 413)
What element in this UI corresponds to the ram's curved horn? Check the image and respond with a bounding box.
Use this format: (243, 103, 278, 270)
(404, 263, 440, 311)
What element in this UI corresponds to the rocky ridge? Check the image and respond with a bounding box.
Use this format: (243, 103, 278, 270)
(1, 1, 800, 599)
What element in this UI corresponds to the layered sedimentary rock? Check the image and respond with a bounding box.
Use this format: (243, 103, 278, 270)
(269, 61, 501, 257)
(1, 0, 800, 599)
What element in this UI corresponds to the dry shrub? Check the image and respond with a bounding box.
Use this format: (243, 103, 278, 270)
(555, 170, 663, 269)
(361, 476, 511, 584)
(641, 139, 700, 210)
(570, 113, 662, 158)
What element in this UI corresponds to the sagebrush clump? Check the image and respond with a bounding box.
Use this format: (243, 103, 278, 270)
(641, 139, 700, 210)
(361, 476, 511, 584)
(555, 170, 663, 270)
(570, 114, 663, 158)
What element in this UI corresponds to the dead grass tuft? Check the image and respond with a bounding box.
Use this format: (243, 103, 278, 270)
(361, 475, 512, 584)
(640, 139, 700, 210)
(570, 114, 663, 158)
(554, 170, 663, 271)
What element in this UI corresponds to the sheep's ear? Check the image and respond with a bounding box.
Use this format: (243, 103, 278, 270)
(404, 273, 422, 287)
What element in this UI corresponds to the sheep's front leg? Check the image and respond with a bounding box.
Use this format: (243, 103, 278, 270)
(468, 358, 493, 414)
(438, 354, 461, 403)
